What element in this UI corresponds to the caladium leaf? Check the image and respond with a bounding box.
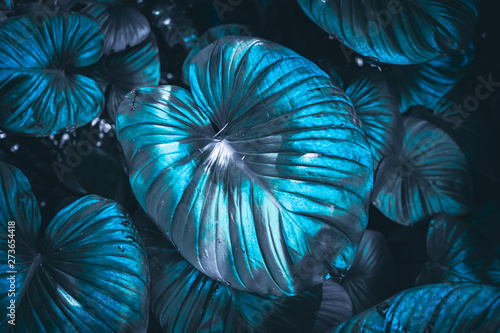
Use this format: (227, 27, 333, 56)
(82, 1, 150, 54)
(136, 213, 321, 333)
(342, 230, 396, 314)
(0, 14, 104, 136)
(327, 283, 500, 332)
(296, 0, 479, 65)
(312, 279, 352, 333)
(417, 215, 500, 286)
(345, 68, 402, 171)
(117, 36, 374, 296)
(0, 161, 149, 332)
(182, 24, 254, 84)
(92, 34, 161, 121)
(373, 116, 473, 225)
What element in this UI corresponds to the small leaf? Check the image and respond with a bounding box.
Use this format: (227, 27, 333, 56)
(373, 116, 473, 225)
(0, 14, 104, 136)
(82, 1, 150, 54)
(417, 215, 500, 286)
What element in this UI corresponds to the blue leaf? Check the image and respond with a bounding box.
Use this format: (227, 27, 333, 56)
(417, 215, 500, 286)
(136, 213, 321, 333)
(312, 278, 352, 332)
(82, 1, 151, 54)
(345, 68, 403, 171)
(387, 43, 474, 113)
(117, 36, 374, 296)
(296, 0, 479, 64)
(0, 161, 149, 332)
(0, 14, 104, 136)
(372, 116, 473, 225)
(328, 283, 500, 332)
(342, 230, 396, 314)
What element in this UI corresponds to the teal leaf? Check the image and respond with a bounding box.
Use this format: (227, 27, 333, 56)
(0, 161, 149, 332)
(417, 215, 500, 286)
(372, 116, 473, 225)
(296, 0, 479, 65)
(92, 34, 160, 121)
(0, 14, 104, 136)
(312, 279, 352, 333)
(182, 24, 254, 84)
(136, 213, 321, 333)
(346, 68, 402, 171)
(328, 283, 500, 332)
(342, 230, 396, 314)
(387, 43, 474, 113)
(82, 1, 150, 54)
(117, 36, 374, 295)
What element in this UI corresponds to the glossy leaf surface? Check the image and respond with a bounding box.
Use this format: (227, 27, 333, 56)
(417, 215, 500, 286)
(296, 0, 478, 65)
(342, 230, 396, 314)
(346, 69, 402, 170)
(93, 34, 160, 121)
(373, 116, 473, 225)
(82, 1, 150, 54)
(137, 214, 321, 333)
(182, 24, 253, 84)
(328, 283, 500, 332)
(117, 36, 374, 295)
(0, 14, 104, 136)
(0, 162, 149, 332)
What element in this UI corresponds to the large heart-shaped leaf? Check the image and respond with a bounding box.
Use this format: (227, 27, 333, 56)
(136, 213, 321, 333)
(182, 24, 254, 84)
(342, 230, 396, 314)
(92, 34, 161, 121)
(328, 283, 500, 332)
(417, 215, 500, 286)
(117, 36, 374, 295)
(0, 14, 104, 136)
(82, 1, 150, 54)
(387, 43, 474, 113)
(373, 116, 473, 225)
(345, 68, 402, 171)
(0, 161, 149, 332)
(296, 0, 479, 65)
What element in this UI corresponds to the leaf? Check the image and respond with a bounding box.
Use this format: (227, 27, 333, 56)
(342, 230, 396, 314)
(0, 14, 104, 136)
(136, 213, 321, 333)
(417, 215, 500, 286)
(182, 24, 254, 84)
(0, 161, 149, 332)
(312, 279, 352, 333)
(296, 0, 479, 65)
(117, 36, 374, 295)
(387, 43, 474, 113)
(328, 283, 500, 332)
(92, 34, 161, 121)
(345, 68, 402, 171)
(372, 116, 473, 225)
(82, 1, 150, 54)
